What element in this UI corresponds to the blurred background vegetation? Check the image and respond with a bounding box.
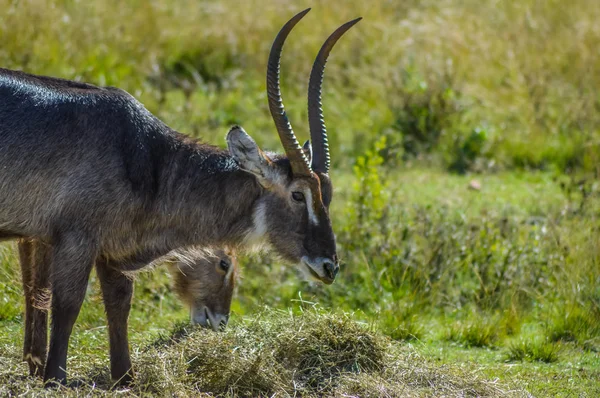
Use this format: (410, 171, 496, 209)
(0, 0, 599, 395)
(1, 0, 599, 172)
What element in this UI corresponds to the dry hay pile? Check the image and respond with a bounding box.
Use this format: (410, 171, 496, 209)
(0, 310, 523, 397)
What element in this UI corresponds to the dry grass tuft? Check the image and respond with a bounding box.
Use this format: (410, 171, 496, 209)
(0, 310, 520, 397)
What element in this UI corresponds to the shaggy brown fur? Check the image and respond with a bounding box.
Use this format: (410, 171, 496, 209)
(167, 248, 238, 331)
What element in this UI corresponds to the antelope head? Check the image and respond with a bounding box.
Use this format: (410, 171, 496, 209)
(227, 9, 360, 284)
(169, 248, 237, 331)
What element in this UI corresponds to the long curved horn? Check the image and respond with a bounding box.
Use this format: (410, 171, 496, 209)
(308, 17, 362, 174)
(267, 8, 312, 177)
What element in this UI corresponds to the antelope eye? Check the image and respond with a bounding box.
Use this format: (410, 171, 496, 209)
(292, 191, 305, 202)
(219, 259, 230, 272)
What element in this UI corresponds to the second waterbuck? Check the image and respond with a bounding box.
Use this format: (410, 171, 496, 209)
(0, 8, 360, 385)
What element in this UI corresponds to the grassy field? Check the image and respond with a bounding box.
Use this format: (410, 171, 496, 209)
(0, 0, 599, 396)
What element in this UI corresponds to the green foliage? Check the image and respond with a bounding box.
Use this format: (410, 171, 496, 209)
(546, 306, 600, 347)
(0, 246, 22, 322)
(1, 0, 599, 171)
(507, 338, 560, 363)
(344, 136, 390, 246)
(384, 316, 424, 342)
(447, 127, 490, 174)
(389, 72, 463, 158)
(556, 172, 600, 214)
(339, 187, 576, 316)
(445, 317, 500, 348)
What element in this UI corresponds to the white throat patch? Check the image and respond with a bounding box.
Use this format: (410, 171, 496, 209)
(243, 201, 269, 250)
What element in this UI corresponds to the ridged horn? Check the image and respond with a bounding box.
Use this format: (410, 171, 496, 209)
(267, 8, 312, 177)
(308, 17, 362, 174)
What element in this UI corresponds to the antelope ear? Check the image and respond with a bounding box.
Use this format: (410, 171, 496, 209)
(227, 126, 275, 187)
(302, 140, 312, 165)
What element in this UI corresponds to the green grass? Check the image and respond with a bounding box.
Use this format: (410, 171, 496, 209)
(1, 0, 600, 396)
(423, 340, 600, 397)
(506, 338, 560, 364)
(444, 317, 500, 348)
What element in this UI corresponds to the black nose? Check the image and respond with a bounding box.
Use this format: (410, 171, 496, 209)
(324, 260, 339, 280)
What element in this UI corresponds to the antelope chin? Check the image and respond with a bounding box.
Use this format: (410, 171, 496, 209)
(300, 256, 335, 285)
(191, 306, 229, 332)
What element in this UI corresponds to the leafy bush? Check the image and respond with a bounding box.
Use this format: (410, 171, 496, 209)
(343, 136, 390, 247)
(447, 127, 490, 174)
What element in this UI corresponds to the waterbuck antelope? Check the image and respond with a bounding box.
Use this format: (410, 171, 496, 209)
(19, 240, 237, 377)
(167, 248, 237, 330)
(0, 8, 360, 384)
